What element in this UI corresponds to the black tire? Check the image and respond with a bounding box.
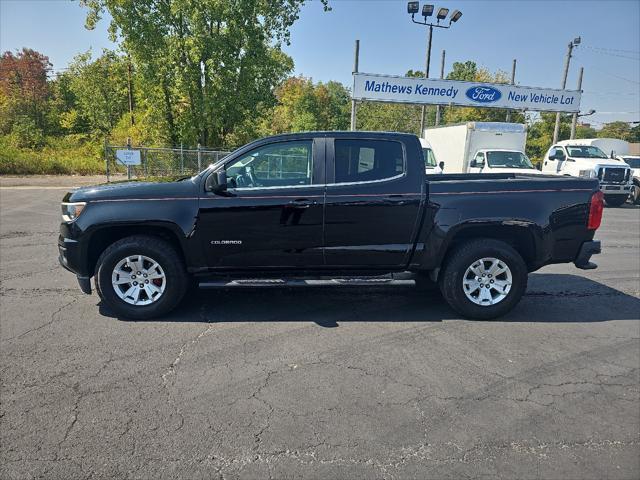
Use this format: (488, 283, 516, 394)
(604, 194, 627, 207)
(95, 235, 188, 320)
(632, 184, 640, 205)
(439, 239, 528, 320)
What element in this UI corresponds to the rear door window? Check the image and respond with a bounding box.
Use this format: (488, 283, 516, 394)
(334, 139, 404, 183)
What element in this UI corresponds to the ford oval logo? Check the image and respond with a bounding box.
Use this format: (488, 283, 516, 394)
(465, 86, 502, 103)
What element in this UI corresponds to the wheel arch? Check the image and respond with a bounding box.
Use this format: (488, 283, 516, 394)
(440, 223, 541, 273)
(87, 223, 187, 275)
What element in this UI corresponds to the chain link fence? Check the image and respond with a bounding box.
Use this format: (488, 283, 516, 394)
(105, 144, 231, 181)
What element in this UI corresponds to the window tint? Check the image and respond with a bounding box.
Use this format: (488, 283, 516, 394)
(226, 141, 312, 189)
(334, 139, 404, 183)
(565, 146, 608, 159)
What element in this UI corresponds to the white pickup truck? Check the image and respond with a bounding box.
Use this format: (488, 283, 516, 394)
(542, 139, 632, 207)
(618, 154, 640, 204)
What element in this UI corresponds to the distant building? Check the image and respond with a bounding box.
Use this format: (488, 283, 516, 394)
(629, 143, 640, 155)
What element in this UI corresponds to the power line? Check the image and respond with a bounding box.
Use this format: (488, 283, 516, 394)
(583, 45, 640, 55)
(581, 46, 640, 61)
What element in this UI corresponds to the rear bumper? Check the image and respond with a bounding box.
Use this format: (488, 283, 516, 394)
(574, 240, 601, 270)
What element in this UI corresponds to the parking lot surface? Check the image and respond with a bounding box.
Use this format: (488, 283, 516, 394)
(1, 182, 639, 479)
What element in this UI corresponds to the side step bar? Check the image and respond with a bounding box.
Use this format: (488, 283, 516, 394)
(199, 278, 416, 288)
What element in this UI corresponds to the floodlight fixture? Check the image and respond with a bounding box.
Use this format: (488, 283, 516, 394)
(407, 1, 419, 14)
(436, 7, 449, 20)
(422, 4, 434, 17)
(450, 9, 462, 22)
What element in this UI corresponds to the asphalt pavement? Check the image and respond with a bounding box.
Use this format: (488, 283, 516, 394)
(1, 182, 639, 479)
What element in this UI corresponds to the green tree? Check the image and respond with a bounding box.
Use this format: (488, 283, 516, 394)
(66, 50, 129, 136)
(598, 121, 633, 141)
(525, 112, 572, 161)
(444, 60, 524, 125)
(80, 0, 319, 148)
(259, 76, 350, 135)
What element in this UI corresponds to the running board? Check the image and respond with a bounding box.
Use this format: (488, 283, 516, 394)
(198, 278, 415, 288)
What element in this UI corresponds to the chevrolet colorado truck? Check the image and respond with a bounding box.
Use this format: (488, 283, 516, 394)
(59, 131, 603, 320)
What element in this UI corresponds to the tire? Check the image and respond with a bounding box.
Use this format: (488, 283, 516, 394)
(439, 239, 528, 320)
(604, 194, 627, 207)
(632, 184, 640, 205)
(95, 235, 188, 320)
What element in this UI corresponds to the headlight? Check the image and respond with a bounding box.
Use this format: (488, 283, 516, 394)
(578, 170, 596, 178)
(61, 202, 86, 222)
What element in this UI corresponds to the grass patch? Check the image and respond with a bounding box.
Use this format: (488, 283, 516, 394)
(0, 135, 104, 175)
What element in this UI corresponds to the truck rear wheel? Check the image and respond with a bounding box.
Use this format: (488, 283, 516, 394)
(95, 235, 188, 320)
(439, 239, 528, 320)
(604, 194, 627, 207)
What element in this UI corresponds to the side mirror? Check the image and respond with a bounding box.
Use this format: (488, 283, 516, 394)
(469, 159, 477, 168)
(535, 161, 542, 171)
(548, 148, 558, 160)
(206, 169, 227, 193)
(438, 161, 445, 171)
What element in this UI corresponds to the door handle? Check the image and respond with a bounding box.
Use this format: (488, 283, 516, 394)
(288, 198, 315, 208)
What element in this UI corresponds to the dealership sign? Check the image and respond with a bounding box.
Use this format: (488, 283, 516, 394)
(353, 73, 581, 113)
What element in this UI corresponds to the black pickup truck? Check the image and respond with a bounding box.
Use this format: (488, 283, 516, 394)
(59, 131, 603, 320)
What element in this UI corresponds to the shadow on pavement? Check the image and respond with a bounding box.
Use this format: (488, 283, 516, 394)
(100, 273, 640, 327)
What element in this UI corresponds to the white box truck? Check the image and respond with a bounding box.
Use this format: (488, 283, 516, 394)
(541, 138, 632, 207)
(423, 122, 541, 175)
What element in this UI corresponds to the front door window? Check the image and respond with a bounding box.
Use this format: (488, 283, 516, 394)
(226, 141, 313, 189)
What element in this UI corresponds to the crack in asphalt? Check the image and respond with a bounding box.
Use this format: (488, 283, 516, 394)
(1, 297, 77, 342)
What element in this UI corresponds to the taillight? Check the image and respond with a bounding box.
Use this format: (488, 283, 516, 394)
(588, 191, 604, 230)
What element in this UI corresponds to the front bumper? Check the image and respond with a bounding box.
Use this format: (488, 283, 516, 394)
(574, 240, 601, 270)
(599, 183, 632, 195)
(58, 227, 92, 294)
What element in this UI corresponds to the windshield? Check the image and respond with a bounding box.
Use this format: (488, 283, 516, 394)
(565, 146, 608, 159)
(486, 151, 534, 169)
(622, 156, 640, 168)
(423, 148, 437, 168)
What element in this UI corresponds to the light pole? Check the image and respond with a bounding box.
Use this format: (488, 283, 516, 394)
(407, 2, 462, 135)
(552, 36, 581, 143)
(571, 108, 596, 138)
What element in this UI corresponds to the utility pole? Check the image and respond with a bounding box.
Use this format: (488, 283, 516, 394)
(435, 49, 446, 126)
(127, 58, 135, 127)
(350, 39, 360, 131)
(570, 67, 584, 139)
(505, 59, 517, 122)
(419, 25, 433, 135)
(553, 38, 580, 143)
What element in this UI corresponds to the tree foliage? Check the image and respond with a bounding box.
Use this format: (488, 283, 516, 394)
(258, 76, 350, 135)
(0, 48, 52, 146)
(79, 0, 310, 147)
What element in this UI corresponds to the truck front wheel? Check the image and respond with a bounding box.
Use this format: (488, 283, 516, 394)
(604, 194, 627, 207)
(439, 239, 528, 320)
(95, 235, 188, 320)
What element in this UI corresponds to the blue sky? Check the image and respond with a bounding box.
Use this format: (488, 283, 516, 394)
(1, 0, 639, 127)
